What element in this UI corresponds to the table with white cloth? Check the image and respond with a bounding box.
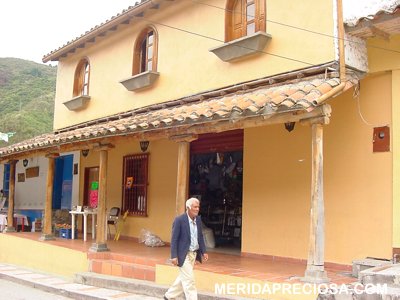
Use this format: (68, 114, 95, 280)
(0, 213, 29, 232)
(69, 210, 97, 241)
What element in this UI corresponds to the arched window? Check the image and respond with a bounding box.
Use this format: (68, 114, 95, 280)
(73, 58, 90, 97)
(226, 0, 266, 42)
(133, 27, 158, 75)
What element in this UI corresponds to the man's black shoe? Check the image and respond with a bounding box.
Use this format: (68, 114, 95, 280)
(163, 296, 168, 300)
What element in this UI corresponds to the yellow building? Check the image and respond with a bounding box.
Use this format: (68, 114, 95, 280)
(0, 0, 399, 291)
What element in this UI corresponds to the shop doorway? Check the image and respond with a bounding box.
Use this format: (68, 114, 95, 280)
(52, 154, 74, 210)
(83, 167, 99, 208)
(189, 130, 243, 252)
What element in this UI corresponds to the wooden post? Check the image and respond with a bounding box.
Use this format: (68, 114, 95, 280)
(5, 160, 17, 233)
(302, 123, 329, 283)
(176, 141, 190, 215)
(90, 148, 110, 252)
(40, 154, 58, 240)
(171, 134, 198, 215)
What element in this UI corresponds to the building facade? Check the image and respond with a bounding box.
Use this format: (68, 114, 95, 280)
(0, 0, 398, 285)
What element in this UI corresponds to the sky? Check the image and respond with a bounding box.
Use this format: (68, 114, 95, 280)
(0, 0, 135, 64)
(0, 0, 398, 65)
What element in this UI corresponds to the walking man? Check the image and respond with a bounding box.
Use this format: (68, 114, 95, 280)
(164, 197, 208, 300)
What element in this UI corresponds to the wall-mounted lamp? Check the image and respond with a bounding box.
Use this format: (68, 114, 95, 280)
(81, 149, 90, 157)
(140, 140, 150, 152)
(23, 159, 29, 167)
(284, 122, 296, 132)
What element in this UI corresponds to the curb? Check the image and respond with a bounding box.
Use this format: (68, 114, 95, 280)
(75, 272, 250, 300)
(0, 264, 157, 300)
(0, 270, 102, 300)
(0, 263, 252, 300)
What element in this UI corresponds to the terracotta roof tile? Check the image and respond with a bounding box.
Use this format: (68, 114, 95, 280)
(0, 74, 358, 157)
(303, 90, 323, 103)
(345, 3, 400, 26)
(42, 0, 159, 62)
(345, 4, 400, 37)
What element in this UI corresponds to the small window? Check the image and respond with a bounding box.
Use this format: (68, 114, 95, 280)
(226, 0, 266, 42)
(133, 27, 158, 75)
(122, 153, 149, 216)
(73, 58, 90, 97)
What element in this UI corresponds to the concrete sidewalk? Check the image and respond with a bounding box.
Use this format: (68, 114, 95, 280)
(0, 263, 247, 300)
(0, 263, 158, 300)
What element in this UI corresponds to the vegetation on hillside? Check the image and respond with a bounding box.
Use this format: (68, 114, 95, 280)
(0, 58, 56, 146)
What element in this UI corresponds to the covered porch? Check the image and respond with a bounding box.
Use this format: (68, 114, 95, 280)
(0, 231, 355, 299)
(0, 61, 361, 285)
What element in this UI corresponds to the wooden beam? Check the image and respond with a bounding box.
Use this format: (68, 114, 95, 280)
(370, 25, 390, 41)
(169, 134, 198, 143)
(45, 153, 60, 159)
(171, 134, 198, 215)
(40, 156, 56, 240)
(175, 141, 191, 216)
(302, 123, 329, 283)
(346, 13, 400, 33)
(90, 149, 109, 252)
(92, 143, 115, 152)
(299, 116, 330, 126)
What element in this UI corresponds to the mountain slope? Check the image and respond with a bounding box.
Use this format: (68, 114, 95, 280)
(0, 58, 56, 146)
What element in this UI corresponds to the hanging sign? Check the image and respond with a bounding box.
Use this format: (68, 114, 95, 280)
(126, 177, 134, 189)
(91, 181, 99, 190)
(89, 190, 98, 208)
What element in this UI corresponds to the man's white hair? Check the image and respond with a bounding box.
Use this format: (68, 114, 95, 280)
(186, 197, 200, 209)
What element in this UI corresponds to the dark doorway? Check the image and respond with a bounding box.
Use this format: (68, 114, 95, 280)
(52, 155, 73, 210)
(189, 130, 243, 251)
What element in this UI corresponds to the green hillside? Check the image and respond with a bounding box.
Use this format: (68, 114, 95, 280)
(0, 58, 56, 146)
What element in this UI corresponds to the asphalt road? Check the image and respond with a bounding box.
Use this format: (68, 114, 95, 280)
(0, 278, 74, 300)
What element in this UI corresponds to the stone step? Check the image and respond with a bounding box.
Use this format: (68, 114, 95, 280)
(352, 258, 392, 279)
(360, 264, 400, 287)
(318, 285, 399, 300)
(89, 259, 155, 281)
(87, 252, 165, 265)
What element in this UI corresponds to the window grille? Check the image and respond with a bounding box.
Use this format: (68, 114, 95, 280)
(122, 153, 149, 216)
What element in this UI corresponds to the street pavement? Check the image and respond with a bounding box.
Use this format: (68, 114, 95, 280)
(0, 277, 74, 300)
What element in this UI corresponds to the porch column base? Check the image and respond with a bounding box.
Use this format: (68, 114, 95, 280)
(89, 243, 109, 252)
(4, 227, 16, 233)
(301, 266, 330, 283)
(39, 234, 55, 241)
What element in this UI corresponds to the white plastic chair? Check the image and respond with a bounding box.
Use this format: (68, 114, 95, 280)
(107, 207, 120, 239)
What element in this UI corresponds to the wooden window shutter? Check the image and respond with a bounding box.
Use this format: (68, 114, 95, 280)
(73, 59, 90, 97)
(133, 27, 158, 75)
(256, 0, 266, 32)
(232, 0, 244, 41)
(226, 0, 265, 42)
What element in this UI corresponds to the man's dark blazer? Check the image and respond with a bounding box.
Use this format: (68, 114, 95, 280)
(170, 213, 207, 267)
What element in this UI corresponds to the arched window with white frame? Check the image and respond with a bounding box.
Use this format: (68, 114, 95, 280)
(73, 58, 90, 97)
(133, 26, 158, 75)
